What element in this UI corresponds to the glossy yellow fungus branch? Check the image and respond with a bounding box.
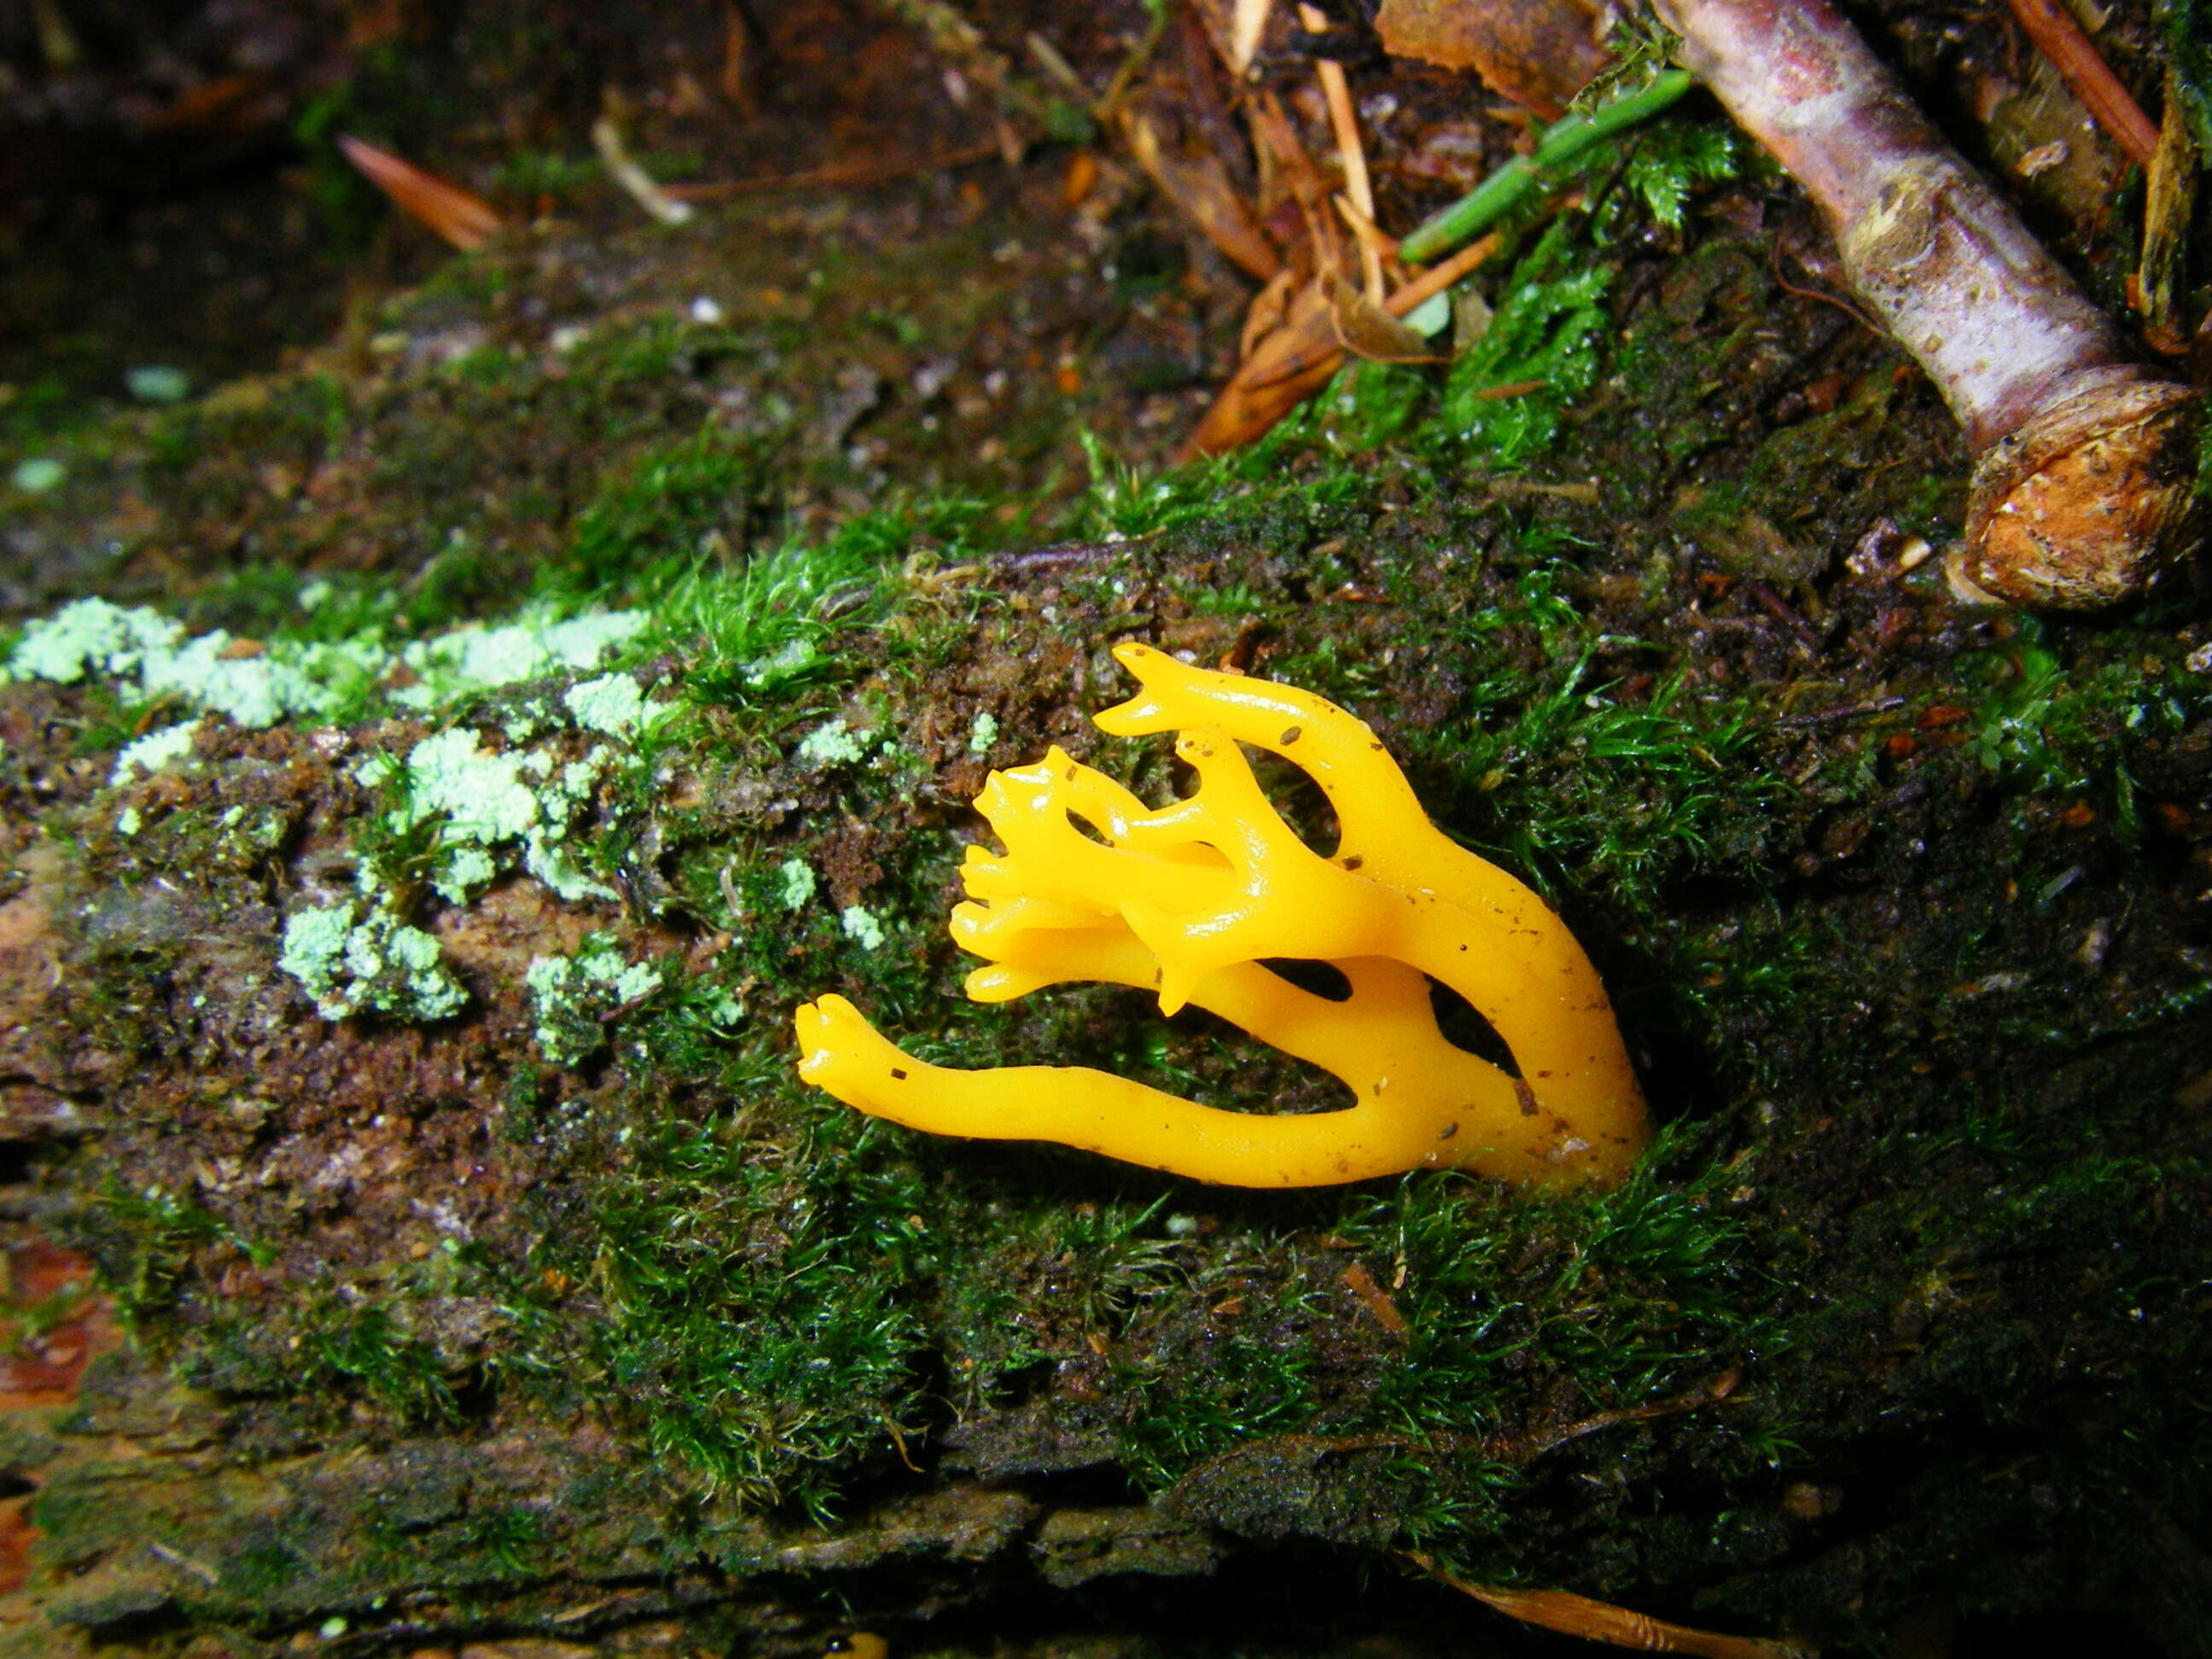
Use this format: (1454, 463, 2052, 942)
(794, 643, 1647, 1189)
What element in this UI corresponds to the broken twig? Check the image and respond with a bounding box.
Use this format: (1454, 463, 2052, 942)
(1656, 0, 2201, 607)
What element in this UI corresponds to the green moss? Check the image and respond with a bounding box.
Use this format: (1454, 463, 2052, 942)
(1435, 220, 1612, 468)
(1615, 123, 1739, 233)
(521, 1105, 939, 1517)
(78, 1182, 273, 1320)
(300, 1300, 462, 1424)
(564, 425, 769, 596)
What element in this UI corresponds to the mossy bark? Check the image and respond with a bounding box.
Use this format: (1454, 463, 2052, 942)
(2, 34, 2209, 1659)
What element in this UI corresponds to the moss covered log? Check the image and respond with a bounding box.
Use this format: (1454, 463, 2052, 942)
(1, 44, 2209, 1659)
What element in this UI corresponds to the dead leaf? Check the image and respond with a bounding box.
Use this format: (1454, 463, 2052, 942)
(1376, 0, 1606, 119)
(1184, 231, 1501, 457)
(1181, 277, 1343, 457)
(1119, 95, 1283, 281)
(1240, 267, 1299, 358)
(337, 134, 504, 251)
(1324, 270, 1438, 364)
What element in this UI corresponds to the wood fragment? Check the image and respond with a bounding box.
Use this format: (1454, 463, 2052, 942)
(1659, 0, 2200, 607)
(2139, 68, 2198, 356)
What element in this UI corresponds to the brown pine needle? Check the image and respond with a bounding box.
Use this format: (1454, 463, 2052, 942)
(1409, 1554, 1818, 1659)
(336, 135, 504, 252)
(2001, 0, 2158, 167)
(1387, 230, 1503, 317)
(1338, 1260, 1408, 1336)
(665, 143, 1002, 201)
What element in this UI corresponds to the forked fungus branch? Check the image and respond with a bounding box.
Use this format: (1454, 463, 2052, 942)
(1653, 0, 2202, 608)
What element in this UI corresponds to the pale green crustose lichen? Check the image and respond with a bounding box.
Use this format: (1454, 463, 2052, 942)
(362, 728, 616, 905)
(563, 671, 666, 737)
(3, 597, 649, 732)
(526, 936, 666, 1066)
(839, 905, 886, 952)
(279, 901, 466, 1022)
(391, 611, 649, 711)
(777, 858, 817, 912)
(795, 719, 870, 767)
(112, 719, 201, 785)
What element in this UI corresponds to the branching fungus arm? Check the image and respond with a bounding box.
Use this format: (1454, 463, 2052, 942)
(795, 645, 1648, 1190)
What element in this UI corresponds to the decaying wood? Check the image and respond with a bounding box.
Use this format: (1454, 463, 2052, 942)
(1375, 0, 1607, 119)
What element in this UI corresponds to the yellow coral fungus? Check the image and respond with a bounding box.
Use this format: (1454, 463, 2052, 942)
(794, 643, 1647, 1189)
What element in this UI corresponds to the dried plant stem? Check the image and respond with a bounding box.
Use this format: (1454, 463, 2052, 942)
(1656, 0, 2200, 608)
(2000, 0, 2158, 168)
(1398, 69, 1694, 262)
(1301, 3, 1385, 300)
